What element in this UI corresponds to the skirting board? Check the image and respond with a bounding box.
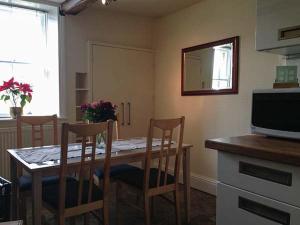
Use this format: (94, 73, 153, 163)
(172, 168, 217, 196)
(189, 173, 217, 196)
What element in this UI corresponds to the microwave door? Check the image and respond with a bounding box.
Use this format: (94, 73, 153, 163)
(251, 91, 300, 139)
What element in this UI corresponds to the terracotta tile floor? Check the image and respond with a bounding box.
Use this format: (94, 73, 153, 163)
(27, 186, 216, 225)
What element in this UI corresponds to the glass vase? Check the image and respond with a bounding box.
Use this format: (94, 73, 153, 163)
(10, 107, 23, 119)
(96, 132, 106, 148)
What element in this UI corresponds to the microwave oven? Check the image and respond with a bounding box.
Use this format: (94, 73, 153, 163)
(251, 88, 300, 140)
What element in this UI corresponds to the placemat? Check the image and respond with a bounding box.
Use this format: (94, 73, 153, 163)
(16, 138, 167, 164)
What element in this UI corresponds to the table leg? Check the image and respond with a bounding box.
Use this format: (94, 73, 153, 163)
(183, 148, 191, 224)
(32, 171, 42, 225)
(10, 157, 18, 220)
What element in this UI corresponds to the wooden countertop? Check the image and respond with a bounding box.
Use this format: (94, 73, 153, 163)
(205, 134, 300, 166)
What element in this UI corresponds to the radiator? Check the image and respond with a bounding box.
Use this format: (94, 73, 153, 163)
(0, 127, 16, 179)
(0, 126, 58, 180)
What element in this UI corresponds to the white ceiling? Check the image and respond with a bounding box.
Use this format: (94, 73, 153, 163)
(95, 0, 202, 17)
(48, 0, 202, 17)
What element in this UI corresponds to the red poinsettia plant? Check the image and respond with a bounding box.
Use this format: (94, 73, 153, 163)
(0, 77, 33, 108)
(80, 100, 117, 123)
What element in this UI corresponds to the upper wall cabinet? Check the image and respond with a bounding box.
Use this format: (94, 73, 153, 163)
(256, 0, 300, 56)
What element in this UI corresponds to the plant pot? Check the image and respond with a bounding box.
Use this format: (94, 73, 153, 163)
(10, 107, 23, 119)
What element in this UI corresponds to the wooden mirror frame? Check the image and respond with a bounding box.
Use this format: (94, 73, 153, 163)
(181, 36, 239, 96)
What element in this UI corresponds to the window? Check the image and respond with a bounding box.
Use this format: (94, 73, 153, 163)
(212, 44, 233, 90)
(0, 2, 59, 117)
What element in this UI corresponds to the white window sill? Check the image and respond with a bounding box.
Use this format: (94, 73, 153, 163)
(0, 117, 13, 121)
(0, 117, 68, 128)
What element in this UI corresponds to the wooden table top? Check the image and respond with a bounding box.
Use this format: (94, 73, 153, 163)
(205, 134, 300, 166)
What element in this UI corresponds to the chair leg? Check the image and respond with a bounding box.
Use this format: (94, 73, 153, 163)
(20, 195, 27, 225)
(70, 216, 76, 225)
(150, 197, 154, 217)
(144, 195, 151, 225)
(15, 187, 21, 219)
(84, 214, 89, 225)
(116, 181, 122, 225)
(174, 190, 181, 225)
(103, 203, 109, 225)
(58, 215, 65, 225)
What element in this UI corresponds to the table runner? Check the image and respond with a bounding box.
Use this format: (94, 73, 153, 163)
(16, 138, 170, 164)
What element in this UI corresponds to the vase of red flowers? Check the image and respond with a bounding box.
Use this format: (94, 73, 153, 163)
(81, 100, 117, 147)
(0, 77, 33, 119)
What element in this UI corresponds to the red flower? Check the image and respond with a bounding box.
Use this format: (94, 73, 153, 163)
(80, 103, 89, 112)
(0, 77, 21, 91)
(19, 83, 33, 94)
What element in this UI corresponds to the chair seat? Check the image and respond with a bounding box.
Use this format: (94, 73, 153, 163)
(19, 175, 61, 192)
(115, 168, 175, 189)
(95, 164, 141, 179)
(42, 177, 103, 209)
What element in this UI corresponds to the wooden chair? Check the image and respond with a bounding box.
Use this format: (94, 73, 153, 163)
(115, 117, 185, 225)
(42, 121, 114, 225)
(16, 115, 59, 191)
(17, 115, 58, 148)
(16, 115, 58, 222)
(94, 113, 140, 183)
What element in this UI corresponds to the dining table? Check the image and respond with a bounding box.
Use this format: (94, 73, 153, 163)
(7, 138, 192, 225)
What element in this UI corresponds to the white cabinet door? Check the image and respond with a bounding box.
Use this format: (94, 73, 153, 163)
(90, 44, 154, 139)
(256, 0, 300, 55)
(218, 152, 300, 207)
(217, 183, 300, 225)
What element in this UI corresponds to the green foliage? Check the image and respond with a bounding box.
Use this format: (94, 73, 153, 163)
(1, 95, 10, 102)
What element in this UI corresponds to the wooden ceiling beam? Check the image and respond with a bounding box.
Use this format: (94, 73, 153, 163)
(60, 0, 97, 15)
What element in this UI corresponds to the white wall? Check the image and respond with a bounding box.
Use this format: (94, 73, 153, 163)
(153, 0, 280, 194)
(63, 7, 154, 122)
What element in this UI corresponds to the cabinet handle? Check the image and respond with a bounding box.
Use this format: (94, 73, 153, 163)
(127, 102, 131, 126)
(121, 102, 125, 126)
(279, 25, 300, 40)
(239, 197, 290, 225)
(239, 162, 292, 186)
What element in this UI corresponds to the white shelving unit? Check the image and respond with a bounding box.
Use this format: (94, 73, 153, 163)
(75, 72, 91, 142)
(75, 72, 90, 123)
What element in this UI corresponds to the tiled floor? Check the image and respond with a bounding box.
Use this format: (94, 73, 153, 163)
(27, 185, 216, 225)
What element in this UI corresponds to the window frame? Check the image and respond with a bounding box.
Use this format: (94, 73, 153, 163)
(0, 0, 65, 119)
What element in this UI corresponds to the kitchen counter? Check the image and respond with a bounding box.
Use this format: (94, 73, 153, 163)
(205, 134, 300, 166)
(205, 134, 300, 225)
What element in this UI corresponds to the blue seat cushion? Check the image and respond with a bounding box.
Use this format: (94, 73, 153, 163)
(42, 177, 103, 209)
(95, 164, 140, 179)
(19, 175, 61, 192)
(114, 168, 175, 189)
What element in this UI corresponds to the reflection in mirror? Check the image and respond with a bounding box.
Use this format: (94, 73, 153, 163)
(182, 36, 239, 96)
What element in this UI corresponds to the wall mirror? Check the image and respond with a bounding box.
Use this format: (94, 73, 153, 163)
(181, 36, 239, 96)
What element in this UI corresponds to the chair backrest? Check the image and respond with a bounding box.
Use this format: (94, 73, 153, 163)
(16, 115, 58, 148)
(59, 120, 113, 214)
(144, 117, 185, 191)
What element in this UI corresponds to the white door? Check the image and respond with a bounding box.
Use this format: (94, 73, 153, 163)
(90, 43, 154, 139)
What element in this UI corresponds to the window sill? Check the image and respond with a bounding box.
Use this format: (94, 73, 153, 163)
(0, 117, 13, 121)
(0, 117, 68, 128)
